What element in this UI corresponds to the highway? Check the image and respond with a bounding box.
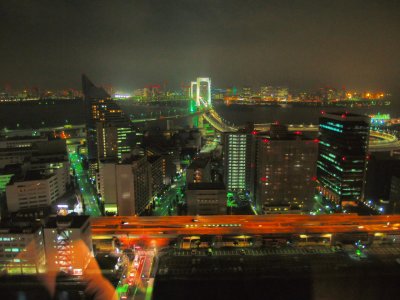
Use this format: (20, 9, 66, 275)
(201, 109, 400, 152)
(203, 109, 237, 132)
(91, 214, 400, 237)
(131, 110, 206, 123)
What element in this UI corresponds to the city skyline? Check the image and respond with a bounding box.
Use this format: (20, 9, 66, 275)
(0, 78, 392, 98)
(1, 1, 399, 93)
(1, 1, 400, 299)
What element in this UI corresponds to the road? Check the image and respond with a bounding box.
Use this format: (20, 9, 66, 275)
(122, 249, 155, 300)
(68, 148, 101, 216)
(153, 175, 185, 216)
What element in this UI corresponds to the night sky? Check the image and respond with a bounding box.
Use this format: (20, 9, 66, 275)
(1, 0, 399, 92)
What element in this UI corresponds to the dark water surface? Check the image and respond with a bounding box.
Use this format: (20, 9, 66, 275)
(213, 103, 397, 126)
(0, 100, 398, 130)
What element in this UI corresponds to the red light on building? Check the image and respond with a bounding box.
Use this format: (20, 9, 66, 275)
(311, 176, 317, 181)
(274, 121, 280, 125)
(261, 177, 268, 182)
(341, 114, 346, 118)
(294, 131, 302, 135)
(321, 110, 325, 115)
(262, 138, 270, 143)
(313, 138, 319, 143)
(251, 130, 258, 135)
(342, 156, 346, 161)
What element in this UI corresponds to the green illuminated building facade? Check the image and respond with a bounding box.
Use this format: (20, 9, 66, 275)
(316, 112, 370, 208)
(0, 173, 13, 193)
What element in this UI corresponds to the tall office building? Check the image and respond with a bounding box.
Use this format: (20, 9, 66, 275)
(82, 75, 137, 173)
(364, 152, 400, 208)
(98, 155, 152, 216)
(316, 112, 370, 209)
(223, 129, 257, 201)
(96, 122, 136, 160)
(257, 126, 318, 214)
(147, 155, 165, 195)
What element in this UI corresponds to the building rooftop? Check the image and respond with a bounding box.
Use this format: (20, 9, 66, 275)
(0, 147, 32, 153)
(8, 170, 54, 185)
(82, 74, 110, 99)
(0, 164, 22, 175)
(45, 215, 90, 229)
(121, 155, 145, 164)
(322, 111, 370, 122)
(188, 158, 210, 170)
(30, 156, 68, 164)
(24, 170, 53, 181)
(187, 182, 225, 190)
(147, 155, 162, 164)
(96, 253, 120, 271)
(154, 244, 400, 300)
(0, 221, 42, 234)
(1, 135, 46, 141)
(266, 132, 317, 141)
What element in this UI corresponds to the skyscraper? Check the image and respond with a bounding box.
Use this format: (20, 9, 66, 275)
(82, 75, 137, 174)
(223, 129, 257, 203)
(316, 112, 370, 209)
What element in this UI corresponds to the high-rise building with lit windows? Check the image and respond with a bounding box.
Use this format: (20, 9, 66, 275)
(223, 129, 257, 201)
(44, 215, 92, 276)
(316, 112, 370, 209)
(96, 122, 136, 160)
(0, 224, 45, 275)
(257, 125, 318, 214)
(82, 75, 137, 171)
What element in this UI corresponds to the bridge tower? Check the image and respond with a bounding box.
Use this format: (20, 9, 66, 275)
(190, 81, 197, 99)
(195, 77, 211, 107)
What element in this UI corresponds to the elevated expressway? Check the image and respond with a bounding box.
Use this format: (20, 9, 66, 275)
(202, 108, 400, 152)
(91, 214, 400, 238)
(121, 99, 400, 152)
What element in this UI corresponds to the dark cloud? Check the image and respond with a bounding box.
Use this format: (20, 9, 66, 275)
(0, 0, 399, 92)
